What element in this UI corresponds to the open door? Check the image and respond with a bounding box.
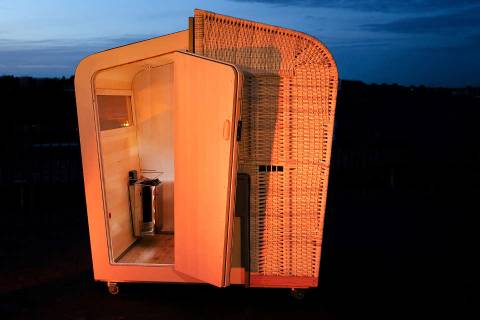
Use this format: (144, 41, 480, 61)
(173, 52, 241, 287)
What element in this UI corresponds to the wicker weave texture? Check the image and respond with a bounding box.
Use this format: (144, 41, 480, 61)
(194, 9, 338, 278)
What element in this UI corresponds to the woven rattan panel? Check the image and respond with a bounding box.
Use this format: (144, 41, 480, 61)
(194, 10, 338, 278)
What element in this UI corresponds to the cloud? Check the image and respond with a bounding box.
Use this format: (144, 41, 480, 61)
(326, 37, 398, 49)
(418, 32, 480, 53)
(0, 34, 154, 77)
(11, 64, 71, 69)
(0, 34, 153, 50)
(228, 0, 479, 12)
(362, 6, 480, 34)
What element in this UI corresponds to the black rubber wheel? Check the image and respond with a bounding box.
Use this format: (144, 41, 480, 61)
(290, 288, 305, 300)
(107, 282, 119, 295)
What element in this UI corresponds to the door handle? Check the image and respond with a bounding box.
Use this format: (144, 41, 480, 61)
(223, 120, 230, 141)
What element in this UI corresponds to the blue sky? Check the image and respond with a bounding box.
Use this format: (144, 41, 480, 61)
(0, 0, 479, 86)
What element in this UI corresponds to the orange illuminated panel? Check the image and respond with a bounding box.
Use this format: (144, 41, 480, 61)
(97, 95, 133, 130)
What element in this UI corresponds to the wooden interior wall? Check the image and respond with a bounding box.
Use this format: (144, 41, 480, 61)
(99, 126, 139, 260)
(132, 64, 175, 232)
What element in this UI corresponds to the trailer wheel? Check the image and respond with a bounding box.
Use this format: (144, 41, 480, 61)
(290, 288, 305, 300)
(107, 282, 119, 295)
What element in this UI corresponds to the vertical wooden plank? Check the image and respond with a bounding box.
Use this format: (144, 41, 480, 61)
(188, 17, 195, 53)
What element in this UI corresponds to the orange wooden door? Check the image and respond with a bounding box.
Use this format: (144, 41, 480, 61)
(173, 52, 241, 287)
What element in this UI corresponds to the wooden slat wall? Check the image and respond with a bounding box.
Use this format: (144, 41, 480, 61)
(100, 126, 139, 260)
(132, 63, 175, 232)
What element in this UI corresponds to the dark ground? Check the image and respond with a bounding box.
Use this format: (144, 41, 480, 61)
(0, 76, 478, 319)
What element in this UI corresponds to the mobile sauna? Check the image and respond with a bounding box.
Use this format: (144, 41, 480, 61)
(74, 9, 338, 296)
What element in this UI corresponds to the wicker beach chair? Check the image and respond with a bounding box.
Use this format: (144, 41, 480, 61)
(192, 10, 338, 287)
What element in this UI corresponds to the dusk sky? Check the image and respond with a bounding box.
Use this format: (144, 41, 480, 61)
(1, 0, 479, 86)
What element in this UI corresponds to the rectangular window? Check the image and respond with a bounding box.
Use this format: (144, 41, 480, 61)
(97, 95, 133, 131)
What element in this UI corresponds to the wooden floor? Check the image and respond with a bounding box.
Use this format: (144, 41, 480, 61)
(118, 234, 174, 264)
